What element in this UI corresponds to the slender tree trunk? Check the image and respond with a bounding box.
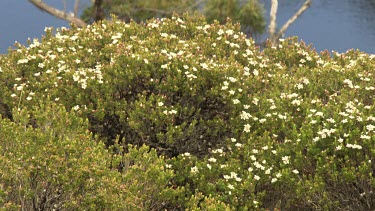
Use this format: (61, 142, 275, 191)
(268, 0, 311, 45)
(269, 0, 278, 40)
(94, 0, 105, 22)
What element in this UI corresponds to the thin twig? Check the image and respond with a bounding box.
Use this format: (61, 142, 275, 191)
(74, 0, 80, 17)
(63, 0, 66, 15)
(188, 0, 204, 11)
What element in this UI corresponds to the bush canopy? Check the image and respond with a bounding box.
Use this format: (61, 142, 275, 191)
(1, 14, 375, 210)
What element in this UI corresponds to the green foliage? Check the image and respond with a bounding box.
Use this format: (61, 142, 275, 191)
(1, 13, 375, 209)
(0, 102, 117, 209)
(0, 102, 183, 209)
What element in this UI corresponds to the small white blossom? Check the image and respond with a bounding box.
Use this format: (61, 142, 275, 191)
(165, 164, 172, 169)
(207, 164, 212, 170)
(346, 144, 362, 149)
(265, 168, 271, 175)
(217, 29, 224, 35)
(250, 155, 256, 161)
(38, 63, 45, 68)
(169, 110, 177, 114)
(228, 77, 237, 82)
(200, 63, 209, 69)
(191, 166, 198, 174)
(315, 112, 324, 117)
(244, 124, 251, 133)
(17, 59, 28, 64)
(230, 172, 237, 178)
(240, 111, 251, 120)
(73, 105, 80, 111)
(212, 148, 223, 154)
(253, 69, 259, 76)
(226, 29, 234, 35)
(366, 124, 375, 131)
(360, 135, 371, 140)
(282, 156, 290, 165)
(208, 158, 217, 163)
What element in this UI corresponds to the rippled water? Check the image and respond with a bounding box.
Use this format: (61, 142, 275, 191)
(261, 0, 375, 53)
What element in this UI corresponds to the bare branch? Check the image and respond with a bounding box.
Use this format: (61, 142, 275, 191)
(28, 0, 87, 27)
(274, 0, 311, 43)
(188, 0, 204, 11)
(74, 0, 80, 17)
(63, 0, 66, 14)
(269, 0, 278, 40)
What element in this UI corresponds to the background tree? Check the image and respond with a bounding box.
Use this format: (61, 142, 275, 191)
(204, 0, 265, 36)
(28, 0, 311, 44)
(29, 0, 266, 37)
(81, 0, 266, 36)
(82, 0, 199, 23)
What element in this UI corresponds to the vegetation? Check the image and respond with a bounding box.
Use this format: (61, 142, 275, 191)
(1, 14, 375, 210)
(81, 0, 266, 36)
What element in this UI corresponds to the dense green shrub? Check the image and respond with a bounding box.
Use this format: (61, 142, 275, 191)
(0, 102, 183, 210)
(1, 13, 375, 210)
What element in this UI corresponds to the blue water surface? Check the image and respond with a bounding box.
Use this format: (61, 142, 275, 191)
(0, 0, 90, 53)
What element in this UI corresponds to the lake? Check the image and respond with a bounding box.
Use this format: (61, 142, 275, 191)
(1, 0, 374, 54)
(261, 0, 375, 54)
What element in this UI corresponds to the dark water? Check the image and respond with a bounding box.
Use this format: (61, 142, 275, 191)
(0, 0, 90, 54)
(261, 0, 375, 53)
(0, 0, 374, 54)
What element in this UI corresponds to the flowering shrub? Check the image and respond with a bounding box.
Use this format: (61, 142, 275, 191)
(1, 14, 375, 209)
(0, 102, 183, 210)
